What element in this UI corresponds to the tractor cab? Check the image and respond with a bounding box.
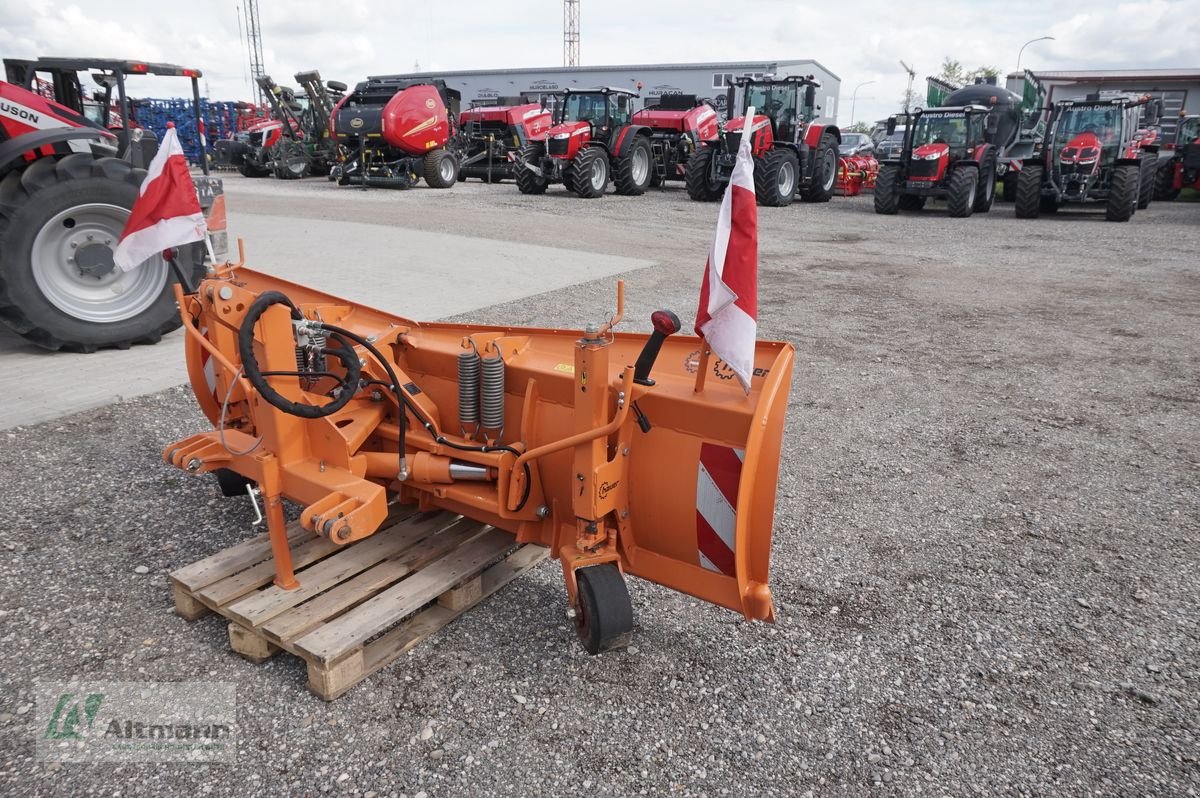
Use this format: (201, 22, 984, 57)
(891, 105, 996, 167)
(727, 75, 819, 148)
(3, 57, 208, 173)
(545, 88, 637, 158)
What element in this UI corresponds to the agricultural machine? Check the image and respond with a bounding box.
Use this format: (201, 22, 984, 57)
(163, 252, 794, 654)
(0, 56, 223, 352)
(1154, 114, 1200, 200)
(330, 76, 461, 189)
(836, 135, 878, 196)
(873, 105, 1001, 217)
(629, 95, 720, 186)
(231, 74, 344, 180)
(685, 75, 841, 207)
(516, 87, 655, 198)
(1015, 93, 1161, 222)
(456, 98, 551, 183)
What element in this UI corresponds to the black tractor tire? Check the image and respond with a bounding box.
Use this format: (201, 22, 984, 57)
(754, 148, 799, 207)
(1014, 164, 1044, 219)
(873, 164, 900, 214)
(973, 154, 998, 213)
(574, 563, 634, 654)
(613, 135, 652, 196)
(1106, 164, 1139, 222)
(801, 132, 838, 202)
(214, 468, 255, 498)
(238, 159, 270, 178)
(515, 143, 549, 195)
(685, 147, 723, 201)
(946, 167, 978, 218)
(1000, 172, 1018, 202)
(1039, 196, 1060, 214)
(0, 155, 204, 352)
(1137, 154, 1157, 210)
(423, 148, 458, 189)
(569, 147, 609, 199)
(898, 194, 926, 211)
(272, 141, 310, 180)
(1154, 161, 1180, 201)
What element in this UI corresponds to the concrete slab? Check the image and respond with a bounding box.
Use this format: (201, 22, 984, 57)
(0, 213, 652, 430)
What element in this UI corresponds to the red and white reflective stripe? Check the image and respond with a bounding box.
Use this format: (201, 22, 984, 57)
(696, 443, 744, 576)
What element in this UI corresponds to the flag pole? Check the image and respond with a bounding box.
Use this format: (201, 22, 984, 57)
(693, 342, 711, 393)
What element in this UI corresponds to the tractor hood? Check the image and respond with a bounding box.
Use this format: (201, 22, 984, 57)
(723, 114, 770, 135)
(1058, 132, 1102, 166)
(546, 120, 592, 143)
(912, 142, 950, 161)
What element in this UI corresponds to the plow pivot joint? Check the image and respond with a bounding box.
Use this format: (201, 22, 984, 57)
(633, 310, 682, 386)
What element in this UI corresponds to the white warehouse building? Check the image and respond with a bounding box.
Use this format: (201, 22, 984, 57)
(375, 59, 842, 121)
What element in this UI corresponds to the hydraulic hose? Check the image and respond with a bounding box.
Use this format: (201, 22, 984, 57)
(238, 291, 362, 419)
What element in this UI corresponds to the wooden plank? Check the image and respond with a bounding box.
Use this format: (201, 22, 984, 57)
(294, 529, 516, 665)
(307, 649, 364, 701)
(223, 511, 458, 628)
(195, 535, 340, 607)
(358, 545, 549, 677)
(228, 622, 280, 664)
(260, 519, 487, 644)
(438, 574, 482, 611)
(172, 582, 212, 620)
(170, 523, 312, 592)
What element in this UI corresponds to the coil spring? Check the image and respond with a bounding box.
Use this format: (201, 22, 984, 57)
(480, 353, 505, 432)
(457, 349, 481, 428)
(295, 331, 328, 373)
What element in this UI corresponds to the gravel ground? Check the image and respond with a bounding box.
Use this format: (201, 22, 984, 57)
(1, 177, 1198, 797)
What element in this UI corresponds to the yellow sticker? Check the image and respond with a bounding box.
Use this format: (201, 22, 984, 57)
(554, 363, 575, 374)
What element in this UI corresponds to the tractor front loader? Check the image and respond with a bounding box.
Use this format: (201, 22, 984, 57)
(164, 255, 794, 653)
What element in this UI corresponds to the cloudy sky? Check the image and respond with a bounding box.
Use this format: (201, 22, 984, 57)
(2, 0, 1195, 126)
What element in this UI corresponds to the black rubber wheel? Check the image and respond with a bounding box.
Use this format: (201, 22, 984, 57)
(1137, 154, 1157, 210)
(873, 164, 900, 214)
(897, 193, 926, 211)
(1154, 160, 1180, 201)
(515, 143, 549, 194)
(423, 148, 458, 189)
(569, 147, 609, 199)
(273, 140, 310, 179)
(1014, 164, 1043, 219)
(685, 147, 723, 201)
(574, 563, 633, 655)
(801, 131, 838, 202)
(754, 148, 799, 207)
(1039, 196, 1060, 214)
(0, 154, 204, 352)
(973, 154, 997, 213)
(1106, 163, 1139, 222)
(1000, 172, 1018, 202)
(946, 167, 977, 218)
(613, 135, 652, 196)
(214, 468, 254, 498)
(238, 157, 270, 178)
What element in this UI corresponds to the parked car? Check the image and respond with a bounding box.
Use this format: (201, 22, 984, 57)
(838, 132, 875, 157)
(874, 129, 907, 160)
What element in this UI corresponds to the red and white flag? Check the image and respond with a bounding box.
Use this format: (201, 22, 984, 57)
(113, 125, 207, 272)
(694, 106, 758, 393)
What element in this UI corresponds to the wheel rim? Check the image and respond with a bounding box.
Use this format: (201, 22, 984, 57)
(966, 179, 977, 209)
(439, 156, 456, 183)
(985, 169, 994, 199)
(31, 203, 168, 323)
(632, 146, 649, 185)
(590, 157, 606, 191)
(778, 160, 796, 197)
(821, 149, 837, 191)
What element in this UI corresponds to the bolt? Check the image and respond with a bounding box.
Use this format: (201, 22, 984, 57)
(185, 458, 202, 472)
(86, 234, 94, 241)
(319, 461, 326, 473)
(565, 607, 577, 620)
(536, 505, 550, 519)
(104, 239, 112, 245)
(584, 323, 600, 337)
(577, 473, 584, 481)
(67, 257, 75, 264)
(336, 526, 351, 542)
(365, 335, 377, 343)
(70, 242, 78, 249)
(622, 448, 629, 456)
(217, 286, 234, 300)
(621, 509, 629, 519)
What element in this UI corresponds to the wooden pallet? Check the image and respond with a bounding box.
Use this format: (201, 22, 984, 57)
(169, 506, 548, 700)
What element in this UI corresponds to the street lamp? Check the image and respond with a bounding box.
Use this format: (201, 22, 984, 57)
(1016, 36, 1055, 71)
(850, 80, 875, 126)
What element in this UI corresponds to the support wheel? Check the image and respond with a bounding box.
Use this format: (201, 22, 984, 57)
(423, 148, 458, 189)
(1014, 164, 1043, 218)
(685, 147, 722, 201)
(574, 563, 633, 655)
(873, 163, 900, 214)
(515, 143, 549, 194)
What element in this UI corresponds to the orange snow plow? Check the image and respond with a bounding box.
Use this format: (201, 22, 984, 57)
(165, 251, 793, 652)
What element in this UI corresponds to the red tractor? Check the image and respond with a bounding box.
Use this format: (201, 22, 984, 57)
(330, 77, 461, 189)
(0, 57, 222, 351)
(630, 95, 720, 186)
(873, 105, 1001, 217)
(1015, 93, 1161, 222)
(685, 75, 841, 206)
(1154, 114, 1200, 200)
(515, 87, 654, 199)
(457, 98, 552, 183)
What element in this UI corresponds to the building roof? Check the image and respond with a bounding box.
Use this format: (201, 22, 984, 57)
(377, 59, 840, 82)
(1007, 68, 1200, 81)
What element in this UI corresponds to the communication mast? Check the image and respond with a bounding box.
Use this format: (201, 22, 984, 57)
(243, 0, 267, 105)
(564, 0, 580, 66)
